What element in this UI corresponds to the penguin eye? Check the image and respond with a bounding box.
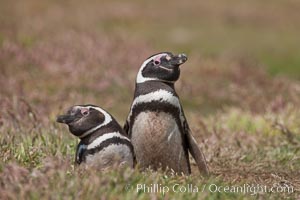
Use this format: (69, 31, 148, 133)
(80, 108, 89, 116)
(153, 60, 160, 66)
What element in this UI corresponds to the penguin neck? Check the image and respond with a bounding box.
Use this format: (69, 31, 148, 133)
(135, 80, 177, 97)
(162, 81, 175, 89)
(79, 120, 123, 144)
(79, 128, 106, 144)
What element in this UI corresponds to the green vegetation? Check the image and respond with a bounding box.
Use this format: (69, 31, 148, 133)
(0, 0, 299, 199)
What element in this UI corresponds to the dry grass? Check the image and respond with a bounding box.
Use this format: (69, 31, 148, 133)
(0, 0, 300, 199)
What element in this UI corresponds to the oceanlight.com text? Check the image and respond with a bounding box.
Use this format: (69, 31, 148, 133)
(130, 183, 294, 196)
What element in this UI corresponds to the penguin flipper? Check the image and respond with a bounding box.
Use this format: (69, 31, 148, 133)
(184, 122, 209, 176)
(123, 120, 130, 137)
(123, 120, 137, 167)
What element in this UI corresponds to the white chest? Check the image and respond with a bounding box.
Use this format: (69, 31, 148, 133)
(85, 144, 133, 168)
(131, 111, 183, 150)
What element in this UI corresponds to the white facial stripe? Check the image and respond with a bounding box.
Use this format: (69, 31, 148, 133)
(136, 53, 168, 84)
(78, 106, 113, 139)
(87, 132, 130, 150)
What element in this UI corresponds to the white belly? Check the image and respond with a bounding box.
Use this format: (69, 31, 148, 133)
(85, 144, 133, 169)
(131, 111, 189, 173)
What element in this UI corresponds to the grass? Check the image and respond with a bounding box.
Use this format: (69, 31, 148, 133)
(0, 0, 300, 199)
(1, 105, 299, 199)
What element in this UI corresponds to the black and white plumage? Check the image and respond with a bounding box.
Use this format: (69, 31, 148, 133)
(124, 52, 209, 175)
(57, 105, 134, 169)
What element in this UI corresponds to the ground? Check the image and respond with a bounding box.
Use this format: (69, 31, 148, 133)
(0, 0, 299, 199)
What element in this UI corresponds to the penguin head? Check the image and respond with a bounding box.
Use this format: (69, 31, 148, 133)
(56, 105, 112, 138)
(136, 52, 188, 84)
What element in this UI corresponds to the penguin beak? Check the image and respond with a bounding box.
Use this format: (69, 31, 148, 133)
(56, 114, 76, 124)
(170, 53, 188, 66)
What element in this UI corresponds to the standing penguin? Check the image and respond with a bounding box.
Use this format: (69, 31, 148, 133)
(124, 52, 209, 175)
(57, 105, 134, 169)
